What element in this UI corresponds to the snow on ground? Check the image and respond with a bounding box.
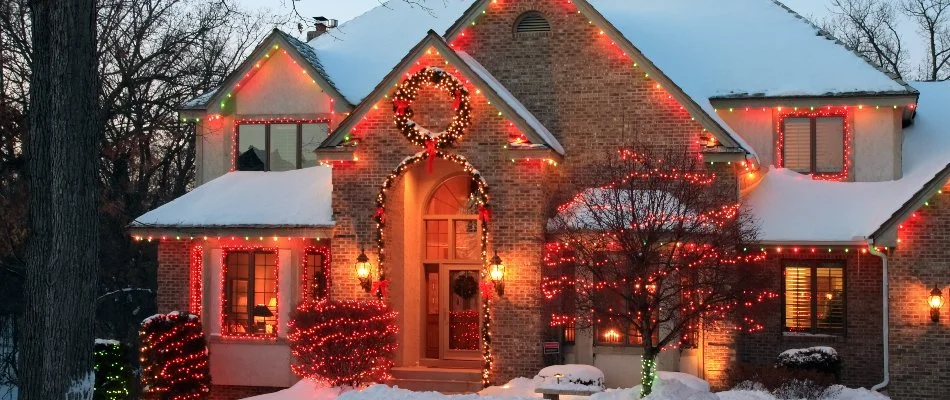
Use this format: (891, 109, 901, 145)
(244, 371, 888, 400)
(132, 166, 334, 229)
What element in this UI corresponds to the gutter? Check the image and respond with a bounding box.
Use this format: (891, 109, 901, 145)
(867, 240, 889, 392)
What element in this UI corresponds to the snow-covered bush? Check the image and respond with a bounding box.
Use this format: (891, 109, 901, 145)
(535, 364, 605, 391)
(288, 300, 398, 388)
(776, 347, 841, 378)
(726, 363, 836, 400)
(139, 312, 211, 400)
(93, 339, 132, 400)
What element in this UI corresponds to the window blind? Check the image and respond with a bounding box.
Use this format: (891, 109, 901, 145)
(783, 118, 812, 173)
(815, 117, 845, 173)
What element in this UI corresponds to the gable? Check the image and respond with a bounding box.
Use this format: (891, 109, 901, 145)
(321, 32, 563, 157)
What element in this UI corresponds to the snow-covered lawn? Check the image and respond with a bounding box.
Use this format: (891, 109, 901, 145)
(244, 371, 888, 400)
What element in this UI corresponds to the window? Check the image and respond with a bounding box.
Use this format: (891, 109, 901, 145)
(236, 122, 329, 171)
(424, 176, 479, 262)
(302, 247, 330, 302)
(781, 116, 845, 175)
(594, 289, 655, 346)
(222, 249, 278, 337)
(784, 261, 845, 334)
(514, 11, 551, 34)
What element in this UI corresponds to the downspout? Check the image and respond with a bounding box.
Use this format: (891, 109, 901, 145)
(868, 240, 889, 392)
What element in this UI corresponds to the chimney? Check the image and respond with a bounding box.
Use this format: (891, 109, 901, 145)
(307, 16, 338, 41)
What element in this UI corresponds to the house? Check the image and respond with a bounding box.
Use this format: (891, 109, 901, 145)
(129, 0, 950, 398)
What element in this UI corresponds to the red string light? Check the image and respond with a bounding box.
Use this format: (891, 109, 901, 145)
(139, 312, 211, 400)
(189, 244, 203, 315)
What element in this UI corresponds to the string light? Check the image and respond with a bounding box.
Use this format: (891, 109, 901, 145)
(189, 244, 203, 315)
(392, 66, 472, 149)
(288, 300, 398, 388)
(139, 312, 211, 400)
(775, 107, 852, 182)
(93, 340, 131, 399)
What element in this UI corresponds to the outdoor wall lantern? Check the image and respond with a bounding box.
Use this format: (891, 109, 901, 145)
(354, 249, 374, 293)
(489, 252, 506, 297)
(929, 286, 944, 323)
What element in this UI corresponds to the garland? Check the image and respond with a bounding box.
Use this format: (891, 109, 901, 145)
(452, 273, 479, 300)
(393, 67, 472, 149)
(372, 150, 494, 385)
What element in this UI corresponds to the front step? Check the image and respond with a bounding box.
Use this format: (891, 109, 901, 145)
(388, 367, 482, 394)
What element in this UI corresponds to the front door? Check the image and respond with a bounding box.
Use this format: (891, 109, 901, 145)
(422, 176, 483, 364)
(425, 265, 481, 361)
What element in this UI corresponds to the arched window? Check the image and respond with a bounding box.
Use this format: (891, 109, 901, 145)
(514, 11, 551, 34)
(424, 176, 479, 261)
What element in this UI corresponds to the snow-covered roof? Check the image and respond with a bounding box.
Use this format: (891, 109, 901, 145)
(456, 51, 564, 154)
(308, 0, 474, 104)
(744, 81, 950, 243)
(131, 167, 334, 229)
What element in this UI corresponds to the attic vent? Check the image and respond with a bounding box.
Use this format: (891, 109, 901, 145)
(515, 12, 551, 34)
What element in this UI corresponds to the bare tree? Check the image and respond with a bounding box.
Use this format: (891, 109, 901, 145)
(545, 148, 769, 398)
(903, 0, 950, 80)
(20, 0, 100, 398)
(826, 0, 909, 79)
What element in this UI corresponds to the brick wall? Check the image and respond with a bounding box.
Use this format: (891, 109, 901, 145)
(327, 0, 742, 385)
(157, 240, 192, 313)
(886, 181, 950, 399)
(716, 251, 884, 390)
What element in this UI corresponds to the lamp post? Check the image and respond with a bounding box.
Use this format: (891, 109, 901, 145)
(929, 286, 944, 323)
(355, 249, 373, 293)
(489, 252, 506, 297)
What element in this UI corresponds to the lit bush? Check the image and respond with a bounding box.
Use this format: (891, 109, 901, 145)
(93, 339, 132, 400)
(288, 300, 398, 388)
(139, 312, 211, 400)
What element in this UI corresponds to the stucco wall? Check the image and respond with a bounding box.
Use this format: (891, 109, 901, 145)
(718, 107, 902, 182)
(195, 50, 338, 185)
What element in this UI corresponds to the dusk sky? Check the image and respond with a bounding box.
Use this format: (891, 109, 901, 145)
(238, 0, 925, 73)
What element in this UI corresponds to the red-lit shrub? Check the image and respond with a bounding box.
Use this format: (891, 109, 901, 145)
(139, 312, 211, 400)
(289, 300, 398, 388)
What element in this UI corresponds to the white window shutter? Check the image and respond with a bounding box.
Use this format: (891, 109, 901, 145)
(815, 117, 845, 173)
(783, 118, 811, 172)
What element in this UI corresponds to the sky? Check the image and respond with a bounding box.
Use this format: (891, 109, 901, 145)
(239, 0, 925, 75)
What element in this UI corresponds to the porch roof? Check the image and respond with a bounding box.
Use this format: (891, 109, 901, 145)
(744, 81, 950, 244)
(130, 167, 334, 233)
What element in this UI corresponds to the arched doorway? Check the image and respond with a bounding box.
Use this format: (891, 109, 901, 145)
(421, 175, 483, 363)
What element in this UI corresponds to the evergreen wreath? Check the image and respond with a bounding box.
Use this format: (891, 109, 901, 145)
(392, 67, 472, 149)
(452, 273, 479, 300)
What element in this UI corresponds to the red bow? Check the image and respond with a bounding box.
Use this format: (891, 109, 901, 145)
(480, 281, 496, 300)
(373, 207, 385, 223)
(372, 280, 390, 299)
(453, 90, 463, 110)
(478, 205, 491, 223)
(425, 139, 437, 173)
(394, 99, 410, 116)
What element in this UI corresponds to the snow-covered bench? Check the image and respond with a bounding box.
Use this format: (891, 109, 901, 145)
(533, 365, 605, 400)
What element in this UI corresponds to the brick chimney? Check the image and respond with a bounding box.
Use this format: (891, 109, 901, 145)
(306, 16, 338, 41)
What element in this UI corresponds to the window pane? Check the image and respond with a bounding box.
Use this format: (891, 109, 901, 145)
(270, 124, 297, 171)
(253, 251, 278, 335)
(224, 252, 250, 335)
(425, 220, 449, 260)
(427, 176, 475, 215)
(597, 321, 624, 345)
(785, 266, 812, 332)
(238, 125, 266, 171)
(301, 124, 329, 167)
(783, 118, 811, 173)
(816, 117, 845, 173)
(455, 220, 479, 260)
(816, 266, 845, 331)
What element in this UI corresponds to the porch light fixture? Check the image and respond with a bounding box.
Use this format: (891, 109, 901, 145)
(355, 249, 374, 293)
(489, 252, 506, 297)
(929, 286, 944, 323)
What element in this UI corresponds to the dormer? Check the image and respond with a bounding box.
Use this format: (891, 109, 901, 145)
(178, 29, 352, 184)
(713, 96, 917, 183)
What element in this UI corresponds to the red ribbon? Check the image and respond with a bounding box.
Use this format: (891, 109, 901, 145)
(373, 207, 385, 223)
(480, 281, 496, 300)
(453, 89, 462, 110)
(478, 205, 491, 223)
(372, 280, 390, 299)
(394, 99, 410, 116)
(425, 139, 437, 173)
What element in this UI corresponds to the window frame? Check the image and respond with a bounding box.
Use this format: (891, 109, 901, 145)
(221, 247, 279, 339)
(301, 246, 331, 303)
(234, 119, 330, 171)
(778, 112, 849, 179)
(781, 260, 847, 336)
